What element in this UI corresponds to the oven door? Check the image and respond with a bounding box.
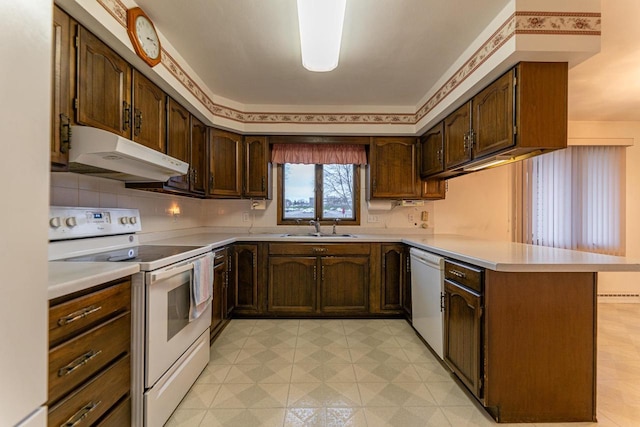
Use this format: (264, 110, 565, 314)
(145, 254, 212, 387)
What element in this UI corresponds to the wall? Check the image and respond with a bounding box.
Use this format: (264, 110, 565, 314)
(432, 166, 513, 241)
(0, 1, 50, 424)
(51, 173, 204, 235)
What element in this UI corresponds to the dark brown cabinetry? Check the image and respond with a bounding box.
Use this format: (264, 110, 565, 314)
(380, 244, 403, 311)
(76, 26, 131, 138)
(48, 278, 131, 426)
(51, 6, 74, 170)
(402, 246, 412, 317)
(231, 244, 260, 314)
(166, 98, 191, 191)
(423, 62, 568, 179)
(267, 243, 370, 315)
(131, 70, 165, 152)
(225, 249, 235, 317)
(368, 137, 420, 199)
(190, 116, 207, 195)
(209, 129, 242, 197)
(243, 136, 272, 199)
(211, 249, 227, 340)
(443, 260, 484, 398)
(420, 123, 445, 177)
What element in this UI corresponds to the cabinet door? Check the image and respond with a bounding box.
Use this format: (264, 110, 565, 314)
(268, 257, 316, 313)
(209, 129, 242, 197)
(369, 137, 420, 199)
(381, 244, 403, 311)
(472, 70, 515, 158)
(166, 98, 190, 191)
(232, 245, 259, 312)
(132, 70, 165, 152)
(444, 280, 482, 398)
(76, 26, 131, 137)
(225, 250, 235, 317)
(51, 6, 74, 169)
(190, 116, 207, 195)
(211, 262, 225, 335)
(421, 179, 446, 200)
(243, 136, 271, 199)
(420, 123, 444, 177)
(320, 256, 369, 313)
(444, 101, 472, 169)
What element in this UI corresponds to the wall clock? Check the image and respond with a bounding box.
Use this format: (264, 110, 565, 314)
(127, 7, 161, 67)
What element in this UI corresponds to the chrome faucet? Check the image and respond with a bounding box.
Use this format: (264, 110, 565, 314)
(309, 218, 321, 234)
(332, 218, 340, 234)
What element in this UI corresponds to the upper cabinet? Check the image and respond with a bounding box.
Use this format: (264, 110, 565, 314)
(76, 26, 131, 138)
(165, 98, 191, 191)
(190, 115, 207, 195)
(208, 129, 242, 198)
(51, 6, 74, 170)
(243, 136, 272, 199)
(421, 62, 568, 179)
(419, 122, 445, 178)
(368, 137, 420, 199)
(131, 70, 166, 152)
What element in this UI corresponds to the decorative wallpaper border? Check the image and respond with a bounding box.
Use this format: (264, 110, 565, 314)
(97, 1, 600, 127)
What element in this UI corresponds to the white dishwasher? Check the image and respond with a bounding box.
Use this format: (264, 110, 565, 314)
(410, 248, 445, 359)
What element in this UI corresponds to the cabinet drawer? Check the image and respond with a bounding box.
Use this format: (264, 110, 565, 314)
(269, 243, 371, 256)
(49, 312, 130, 405)
(48, 354, 130, 427)
(49, 279, 130, 347)
(444, 260, 483, 293)
(96, 396, 131, 427)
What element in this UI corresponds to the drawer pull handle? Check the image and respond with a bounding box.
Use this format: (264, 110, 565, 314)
(312, 247, 327, 253)
(60, 400, 101, 427)
(58, 305, 102, 326)
(449, 269, 466, 279)
(58, 350, 102, 377)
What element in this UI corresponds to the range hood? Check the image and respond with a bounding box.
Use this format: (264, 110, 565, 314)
(68, 126, 189, 182)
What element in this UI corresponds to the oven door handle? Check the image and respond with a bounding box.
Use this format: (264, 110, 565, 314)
(150, 262, 195, 284)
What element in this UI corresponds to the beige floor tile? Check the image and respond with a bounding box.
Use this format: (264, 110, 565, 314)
(288, 382, 361, 407)
(424, 381, 475, 406)
(299, 319, 345, 335)
(178, 384, 220, 409)
(364, 406, 451, 427)
(235, 348, 296, 364)
(297, 333, 349, 348)
(295, 346, 352, 364)
(401, 344, 440, 363)
(343, 320, 392, 335)
(353, 363, 421, 383)
(394, 334, 427, 348)
(209, 348, 240, 365)
(323, 363, 357, 382)
(243, 333, 298, 349)
(211, 383, 290, 408)
(358, 382, 437, 407)
(349, 347, 409, 364)
(326, 407, 368, 427)
(413, 362, 455, 382)
(284, 407, 325, 427)
(224, 363, 293, 384)
(440, 405, 497, 426)
(291, 362, 324, 383)
(346, 333, 400, 348)
(196, 364, 232, 384)
(201, 408, 286, 427)
(164, 408, 207, 427)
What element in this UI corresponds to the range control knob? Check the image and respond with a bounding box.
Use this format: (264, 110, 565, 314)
(119, 217, 129, 225)
(65, 217, 78, 227)
(49, 217, 61, 228)
(129, 217, 138, 225)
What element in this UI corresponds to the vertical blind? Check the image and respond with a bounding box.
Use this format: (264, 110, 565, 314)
(518, 146, 625, 256)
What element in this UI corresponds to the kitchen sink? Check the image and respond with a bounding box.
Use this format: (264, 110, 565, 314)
(279, 233, 357, 238)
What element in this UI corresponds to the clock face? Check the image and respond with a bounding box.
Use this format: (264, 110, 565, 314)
(135, 16, 160, 59)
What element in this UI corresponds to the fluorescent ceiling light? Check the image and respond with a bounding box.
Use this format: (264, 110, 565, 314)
(296, 0, 346, 72)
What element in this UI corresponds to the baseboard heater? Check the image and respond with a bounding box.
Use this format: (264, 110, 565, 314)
(597, 293, 640, 303)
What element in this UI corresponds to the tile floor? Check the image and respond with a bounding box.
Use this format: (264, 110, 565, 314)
(166, 303, 640, 427)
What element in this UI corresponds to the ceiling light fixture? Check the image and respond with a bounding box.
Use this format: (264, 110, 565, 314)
(296, 0, 346, 72)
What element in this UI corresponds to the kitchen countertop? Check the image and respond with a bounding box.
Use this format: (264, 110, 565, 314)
(48, 262, 139, 300)
(48, 231, 640, 299)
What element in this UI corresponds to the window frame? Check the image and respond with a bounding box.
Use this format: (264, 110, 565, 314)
(277, 163, 361, 226)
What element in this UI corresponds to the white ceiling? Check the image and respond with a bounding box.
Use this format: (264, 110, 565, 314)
(134, 0, 640, 121)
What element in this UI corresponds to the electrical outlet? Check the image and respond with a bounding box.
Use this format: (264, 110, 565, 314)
(242, 212, 250, 222)
(421, 211, 429, 221)
(368, 214, 380, 223)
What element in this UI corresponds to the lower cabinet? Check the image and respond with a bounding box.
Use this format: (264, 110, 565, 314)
(230, 244, 262, 314)
(267, 243, 370, 316)
(48, 278, 131, 426)
(210, 248, 228, 341)
(402, 246, 412, 318)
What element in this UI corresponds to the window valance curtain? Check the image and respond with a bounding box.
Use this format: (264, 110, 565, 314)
(271, 144, 367, 165)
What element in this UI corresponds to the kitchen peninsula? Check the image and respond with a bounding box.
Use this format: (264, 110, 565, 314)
(49, 231, 640, 423)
